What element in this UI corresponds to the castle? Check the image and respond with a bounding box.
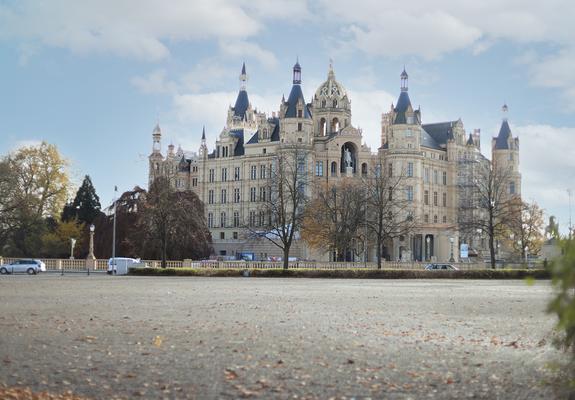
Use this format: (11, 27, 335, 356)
(148, 62, 521, 262)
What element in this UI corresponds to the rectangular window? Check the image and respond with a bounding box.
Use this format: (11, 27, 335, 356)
(220, 212, 226, 228)
(433, 191, 438, 206)
(407, 162, 413, 177)
(298, 109, 303, 118)
(207, 213, 213, 228)
(220, 232, 225, 240)
(258, 211, 265, 227)
(424, 214, 429, 223)
(442, 171, 447, 185)
(209, 169, 215, 183)
(424, 168, 430, 183)
(315, 161, 323, 176)
(208, 190, 214, 204)
(233, 232, 238, 240)
(234, 167, 241, 181)
(221, 189, 227, 204)
(234, 188, 240, 203)
(233, 211, 240, 228)
(388, 163, 393, 177)
(433, 215, 438, 223)
(442, 192, 447, 207)
(221, 168, 227, 182)
(407, 186, 414, 202)
(433, 170, 438, 184)
(249, 211, 256, 226)
(192, 178, 198, 187)
(509, 181, 516, 194)
(250, 165, 257, 180)
(250, 187, 256, 202)
(260, 165, 266, 179)
(259, 187, 266, 201)
(424, 190, 429, 205)
(297, 122, 302, 131)
(442, 215, 447, 223)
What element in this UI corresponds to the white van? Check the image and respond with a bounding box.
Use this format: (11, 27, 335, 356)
(107, 257, 143, 275)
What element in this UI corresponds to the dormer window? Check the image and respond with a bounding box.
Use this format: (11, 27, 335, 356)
(297, 109, 302, 118)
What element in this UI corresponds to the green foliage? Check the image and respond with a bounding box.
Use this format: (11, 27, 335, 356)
(62, 175, 102, 224)
(41, 220, 85, 258)
(548, 239, 575, 355)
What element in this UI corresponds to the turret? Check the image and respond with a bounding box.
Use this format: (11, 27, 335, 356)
(199, 126, 208, 158)
(152, 123, 162, 154)
(492, 104, 521, 197)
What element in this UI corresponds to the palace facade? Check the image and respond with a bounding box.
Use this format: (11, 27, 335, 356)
(148, 62, 521, 262)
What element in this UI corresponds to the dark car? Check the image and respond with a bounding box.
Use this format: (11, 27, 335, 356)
(424, 263, 459, 271)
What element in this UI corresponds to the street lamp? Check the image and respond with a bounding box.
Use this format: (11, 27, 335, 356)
(449, 237, 455, 262)
(525, 246, 529, 268)
(88, 224, 96, 259)
(70, 238, 76, 260)
(426, 236, 430, 261)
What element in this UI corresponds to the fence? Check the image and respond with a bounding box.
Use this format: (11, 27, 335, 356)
(0, 257, 537, 272)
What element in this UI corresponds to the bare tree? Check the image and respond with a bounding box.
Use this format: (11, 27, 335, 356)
(302, 179, 366, 262)
(246, 145, 310, 270)
(363, 158, 415, 269)
(460, 161, 518, 268)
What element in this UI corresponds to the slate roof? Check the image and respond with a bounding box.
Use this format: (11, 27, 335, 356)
(246, 131, 259, 144)
(420, 129, 442, 150)
(494, 120, 511, 149)
(467, 133, 474, 146)
(284, 84, 312, 119)
(270, 120, 280, 141)
(233, 90, 249, 119)
(230, 129, 245, 156)
(393, 91, 412, 124)
(421, 121, 457, 146)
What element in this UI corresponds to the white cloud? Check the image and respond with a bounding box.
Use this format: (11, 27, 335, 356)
(347, 89, 395, 149)
(219, 40, 278, 69)
(0, 0, 264, 61)
(516, 124, 575, 233)
(130, 70, 178, 95)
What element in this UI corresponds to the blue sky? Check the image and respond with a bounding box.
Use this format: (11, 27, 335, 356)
(1, 0, 574, 234)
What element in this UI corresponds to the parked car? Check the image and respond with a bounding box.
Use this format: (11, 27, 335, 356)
(0, 259, 46, 275)
(424, 263, 459, 271)
(107, 257, 146, 275)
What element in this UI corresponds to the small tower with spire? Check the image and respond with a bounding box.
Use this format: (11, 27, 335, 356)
(152, 123, 162, 154)
(293, 59, 301, 85)
(149, 122, 164, 188)
(239, 62, 247, 91)
(492, 103, 521, 198)
(199, 126, 208, 159)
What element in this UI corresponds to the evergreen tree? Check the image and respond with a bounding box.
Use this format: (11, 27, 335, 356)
(63, 175, 102, 224)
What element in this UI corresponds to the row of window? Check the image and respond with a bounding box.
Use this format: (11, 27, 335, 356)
(207, 187, 271, 204)
(403, 163, 448, 185)
(423, 190, 448, 207)
(207, 210, 270, 228)
(208, 165, 272, 183)
(423, 214, 448, 224)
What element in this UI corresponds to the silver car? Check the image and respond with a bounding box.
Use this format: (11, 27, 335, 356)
(0, 259, 46, 275)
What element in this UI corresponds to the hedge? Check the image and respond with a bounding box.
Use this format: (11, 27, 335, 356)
(129, 267, 550, 279)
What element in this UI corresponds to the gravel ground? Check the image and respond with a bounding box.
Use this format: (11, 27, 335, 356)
(0, 275, 566, 399)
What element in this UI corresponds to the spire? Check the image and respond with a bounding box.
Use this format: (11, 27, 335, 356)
(152, 123, 162, 153)
(502, 103, 508, 121)
(400, 67, 408, 92)
(239, 62, 247, 91)
(328, 58, 335, 78)
(293, 59, 301, 85)
(201, 125, 206, 140)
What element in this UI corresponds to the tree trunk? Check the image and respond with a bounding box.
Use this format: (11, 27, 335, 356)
(283, 247, 289, 270)
(377, 239, 382, 270)
(162, 237, 167, 269)
(488, 231, 496, 269)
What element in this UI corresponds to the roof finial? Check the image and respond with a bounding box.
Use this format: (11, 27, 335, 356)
(239, 62, 247, 91)
(293, 58, 302, 85)
(502, 102, 508, 121)
(201, 125, 206, 140)
(400, 66, 408, 92)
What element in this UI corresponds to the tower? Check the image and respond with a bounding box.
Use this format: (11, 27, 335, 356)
(280, 60, 313, 144)
(148, 123, 164, 187)
(492, 104, 521, 197)
(199, 126, 207, 159)
(312, 62, 351, 136)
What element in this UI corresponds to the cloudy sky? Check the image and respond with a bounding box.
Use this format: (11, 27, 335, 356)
(1, 0, 574, 233)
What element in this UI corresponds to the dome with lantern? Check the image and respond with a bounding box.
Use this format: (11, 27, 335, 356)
(314, 63, 350, 109)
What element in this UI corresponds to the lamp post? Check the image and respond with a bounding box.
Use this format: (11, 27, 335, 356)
(70, 238, 76, 259)
(87, 224, 95, 275)
(525, 246, 529, 268)
(449, 237, 455, 262)
(426, 236, 430, 261)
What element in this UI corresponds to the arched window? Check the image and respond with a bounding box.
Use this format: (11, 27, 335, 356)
(321, 99, 326, 108)
(331, 161, 337, 175)
(332, 118, 340, 133)
(319, 118, 327, 136)
(361, 163, 367, 175)
(333, 99, 338, 108)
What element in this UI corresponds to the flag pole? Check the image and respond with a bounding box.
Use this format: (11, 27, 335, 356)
(112, 186, 118, 271)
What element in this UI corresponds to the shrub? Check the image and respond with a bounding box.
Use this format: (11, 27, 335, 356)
(129, 267, 550, 280)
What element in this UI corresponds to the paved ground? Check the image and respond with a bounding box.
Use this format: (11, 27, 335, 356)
(0, 275, 566, 399)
